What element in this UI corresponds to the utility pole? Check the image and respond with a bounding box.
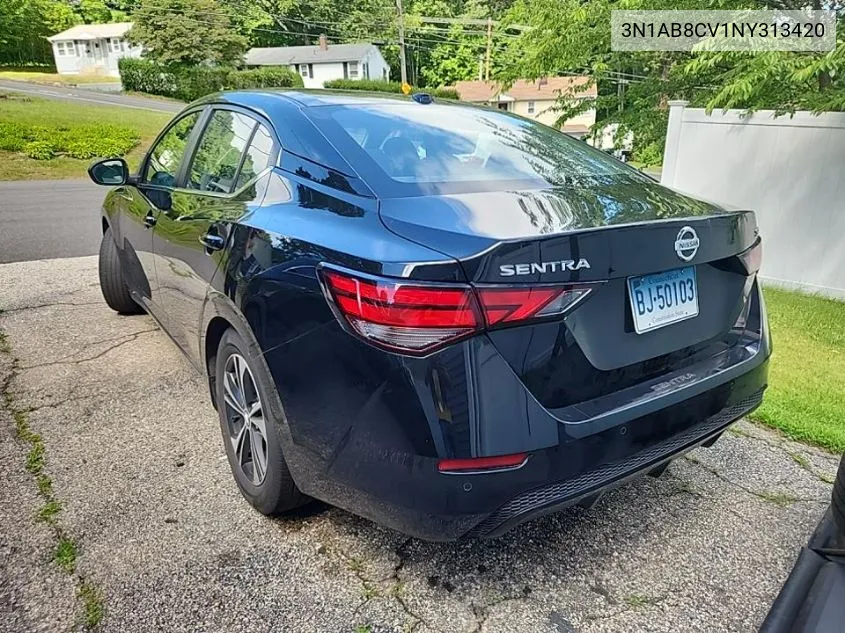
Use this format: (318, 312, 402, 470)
(396, 0, 408, 86)
(485, 17, 492, 81)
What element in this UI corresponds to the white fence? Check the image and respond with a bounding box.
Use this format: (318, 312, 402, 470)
(661, 101, 845, 300)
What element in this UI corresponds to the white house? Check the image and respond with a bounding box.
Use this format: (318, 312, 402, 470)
(245, 36, 389, 89)
(47, 23, 142, 78)
(454, 77, 597, 137)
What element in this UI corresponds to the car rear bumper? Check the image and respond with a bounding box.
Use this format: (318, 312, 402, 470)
(282, 355, 768, 541)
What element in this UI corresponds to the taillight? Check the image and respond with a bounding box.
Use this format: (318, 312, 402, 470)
(320, 269, 483, 354)
(738, 238, 762, 274)
(319, 265, 594, 355)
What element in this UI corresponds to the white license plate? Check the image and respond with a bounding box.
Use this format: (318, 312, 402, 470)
(627, 267, 699, 334)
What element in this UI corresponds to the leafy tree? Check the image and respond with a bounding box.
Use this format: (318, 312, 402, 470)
(501, 0, 845, 164)
(0, 0, 77, 65)
(128, 0, 248, 65)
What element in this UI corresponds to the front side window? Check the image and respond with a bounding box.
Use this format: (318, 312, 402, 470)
(349, 61, 359, 79)
(527, 101, 535, 114)
(143, 111, 201, 187)
(187, 110, 257, 194)
(56, 42, 65, 56)
(299, 64, 309, 78)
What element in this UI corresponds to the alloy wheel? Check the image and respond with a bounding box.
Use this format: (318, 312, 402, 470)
(222, 353, 268, 486)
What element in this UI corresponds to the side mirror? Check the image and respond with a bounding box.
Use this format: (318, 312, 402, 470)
(88, 158, 129, 186)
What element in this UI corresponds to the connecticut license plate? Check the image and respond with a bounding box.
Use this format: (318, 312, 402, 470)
(627, 267, 699, 334)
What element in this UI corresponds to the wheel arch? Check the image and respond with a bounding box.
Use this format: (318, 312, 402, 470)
(200, 290, 273, 414)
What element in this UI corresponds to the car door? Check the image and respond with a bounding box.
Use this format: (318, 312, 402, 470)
(151, 106, 279, 367)
(117, 108, 203, 320)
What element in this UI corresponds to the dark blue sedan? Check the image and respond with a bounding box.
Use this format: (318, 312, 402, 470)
(88, 90, 771, 540)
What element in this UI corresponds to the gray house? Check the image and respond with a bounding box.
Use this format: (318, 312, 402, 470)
(245, 36, 389, 89)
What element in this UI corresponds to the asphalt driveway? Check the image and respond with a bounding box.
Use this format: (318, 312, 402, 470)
(0, 180, 104, 263)
(0, 256, 838, 633)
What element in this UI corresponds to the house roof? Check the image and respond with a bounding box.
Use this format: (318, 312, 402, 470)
(454, 77, 596, 102)
(245, 43, 377, 66)
(47, 22, 133, 42)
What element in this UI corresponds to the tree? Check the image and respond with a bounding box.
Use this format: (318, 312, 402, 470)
(499, 0, 845, 164)
(0, 0, 77, 65)
(128, 0, 248, 65)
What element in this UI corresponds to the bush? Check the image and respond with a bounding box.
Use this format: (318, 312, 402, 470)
(633, 141, 663, 167)
(226, 66, 303, 90)
(0, 122, 29, 151)
(0, 120, 139, 161)
(23, 140, 55, 160)
(323, 78, 459, 100)
(120, 59, 303, 101)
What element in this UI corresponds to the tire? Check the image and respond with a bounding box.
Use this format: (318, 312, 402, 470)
(214, 328, 307, 515)
(98, 228, 142, 314)
(833, 453, 845, 536)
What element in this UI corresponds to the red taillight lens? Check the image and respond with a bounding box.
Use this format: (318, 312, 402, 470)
(321, 269, 483, 353)
(476, 286, 592, 325)
(320, 266, 594, 355)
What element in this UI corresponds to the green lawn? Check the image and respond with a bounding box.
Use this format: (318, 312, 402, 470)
(0, 93, 170, 180)
(751, 288, 845, 452)
(0, 71, 120, 85)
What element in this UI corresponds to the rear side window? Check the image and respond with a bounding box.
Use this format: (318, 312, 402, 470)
(144, 111, 200, 187)
(327, 104, 642, 190)
(187, 110, 257, 194)
(235, 123, 276, 191)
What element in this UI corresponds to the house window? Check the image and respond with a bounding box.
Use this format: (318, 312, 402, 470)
(108, 38, 125, 53)
(348, 62, 359, 79)
(56, 42, 66, 56)
(298, 64, 313, 79)
(527, 101, 536, 114)
(363, 63, 369, 79)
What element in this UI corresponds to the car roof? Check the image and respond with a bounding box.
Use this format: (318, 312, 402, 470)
(207, 88, 449, 108)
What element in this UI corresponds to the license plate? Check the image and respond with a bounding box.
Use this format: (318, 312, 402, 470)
(627, 267, 699, 334)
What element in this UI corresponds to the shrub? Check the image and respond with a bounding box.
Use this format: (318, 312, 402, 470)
(323, 79, 459, 100)
(120, 59, 304, 101)
(633, 141, 663, 167)
(226, 66, 303, 90)
(23, 141, 55, 160)
(0, 122, 29, 151)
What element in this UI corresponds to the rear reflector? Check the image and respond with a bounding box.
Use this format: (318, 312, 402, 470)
(438, 452, 528, 473)
(319, 266, 593, 355)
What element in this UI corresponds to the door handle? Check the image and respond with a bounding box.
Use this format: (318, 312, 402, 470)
(143, 212, 156, 228)
(199, 233, 225, 252)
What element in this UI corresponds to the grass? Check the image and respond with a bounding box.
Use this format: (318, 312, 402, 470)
(78, 581, 105, 629)
(55, 537, 78, 573)
(0, 71, 120, 85)
(0, 92, 170, 180)
(750, 288, 845, 453)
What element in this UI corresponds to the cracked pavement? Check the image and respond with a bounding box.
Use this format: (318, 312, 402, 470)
(0, 256, 838, 633)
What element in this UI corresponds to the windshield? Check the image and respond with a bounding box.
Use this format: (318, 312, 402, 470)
(324, 102, 645, 193)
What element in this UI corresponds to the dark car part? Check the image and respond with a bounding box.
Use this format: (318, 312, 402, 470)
(91, 90, 772, 540)
(214, 328, 307, 515)
(98, 228, 142, 314)
(760, 507, 845, 633)
(833, 454, 845, 535)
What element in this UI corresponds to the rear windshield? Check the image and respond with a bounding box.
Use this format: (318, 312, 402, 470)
(323, 102, 645, 194)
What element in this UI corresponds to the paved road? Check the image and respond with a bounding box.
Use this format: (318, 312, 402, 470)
(0, 256, 837, 633)
(0, 79, 181, 113)
(0, 180, 104, 263)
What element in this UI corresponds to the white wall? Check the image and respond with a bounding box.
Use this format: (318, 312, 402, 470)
(52, 38, 141, 77)
(662, 101, 845, 300)
(361, 47, 389, 81)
